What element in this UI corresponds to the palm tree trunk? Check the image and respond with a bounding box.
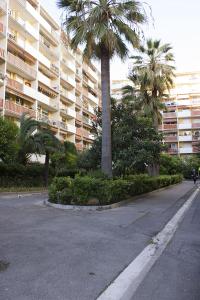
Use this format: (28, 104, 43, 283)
(101, 50, 112, 178)
(44, 150, 49, 187)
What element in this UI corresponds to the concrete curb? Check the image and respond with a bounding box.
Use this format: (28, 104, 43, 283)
(96, 186, 200, 300)
(44, 181, 186, 211)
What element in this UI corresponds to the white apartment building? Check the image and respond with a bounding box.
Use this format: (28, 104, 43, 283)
(112, 72, 200, 155)
(0, 0, 101, 151)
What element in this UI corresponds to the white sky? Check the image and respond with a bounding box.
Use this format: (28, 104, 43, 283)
(41, 0, 200, 80)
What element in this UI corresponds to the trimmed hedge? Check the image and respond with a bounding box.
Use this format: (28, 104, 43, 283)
(0, 163, 54, 187)
(48, 174, 183, 206)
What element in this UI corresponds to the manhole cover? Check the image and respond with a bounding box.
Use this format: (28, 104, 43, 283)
(0, 260, 9, 272)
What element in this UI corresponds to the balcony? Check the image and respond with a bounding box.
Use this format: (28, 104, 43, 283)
(179, 147, 193, 154)
(164, 136, 178, 142)
(191, 110, 200, 117)
(4, 100, 36, 118)
(7, 78, 23, 92)
(163, 112, 176, 119)
(0, 0, 7, 16)
(8, 32, 38, 60)
(192, 123, 200, 129)
(60, 89, 76, 103)
(178, 123, 192, 130)
(38, 116, 59, 128)
(39, 15, 59, 46)
(88, 92, 98, 105)
(76, 97, 82, 107)
(40, 36, 59, 59)
(167, 148, 178, 154)
(37, 91, 58, 111)
(163, 124, 177, 130)
(8, 12, 38, 40)
(179, 135, 192, 142)
(178, 110, 191, 118)
(76, 127, 83, 137)
(59, 122, 76, 134)
(60, 107, 76, 118)
(62, 58, 76, 73)
(82, 128, 90, 138)
(83, 116, 93, 127)
(60, 73, 76, 88)
(7, 52, 37, 80)
(16, 0, 39, 21)
(0, 21, 5, 38)
(76, 113, 82, 122)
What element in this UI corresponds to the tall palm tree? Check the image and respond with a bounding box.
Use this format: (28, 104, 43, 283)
(57, 0, 147, 177)
(129, 39, 175, 129)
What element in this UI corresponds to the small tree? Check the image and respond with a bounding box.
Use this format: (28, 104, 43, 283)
(0, 117, 18, 163)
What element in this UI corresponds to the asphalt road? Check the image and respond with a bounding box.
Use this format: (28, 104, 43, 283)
(132, 184, 200, 300)
(0, 182, 196, 300)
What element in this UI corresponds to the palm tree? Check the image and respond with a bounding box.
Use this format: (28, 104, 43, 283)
(57, 0, 147, 177)
(129, 39, 175, 129)
(17, 113, 63, 185)
(33, 129, 63, 186)
(123, 39, 175, 176)
(17, 114, 39, 165)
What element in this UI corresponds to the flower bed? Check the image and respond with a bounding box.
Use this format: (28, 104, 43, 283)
(48, 174, 183, 206)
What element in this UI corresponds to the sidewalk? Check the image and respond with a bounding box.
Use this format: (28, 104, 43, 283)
(132, 183, 200, 300)
(0, 181, 196, 300)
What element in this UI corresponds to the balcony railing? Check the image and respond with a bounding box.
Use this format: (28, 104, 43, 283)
(76, 127, 83, 137)
(5, 100, 36, 118)
(164, 136, 178, 142)
(192, 123, 200, 129)
(76, 113, 82, 122)
(168, 148, 178, 154)
(163, 112, 176, 118)
(191, 110, 200, 117)
(82, 128, 89, 138)
(76, 97, 82, 107)
(7, 78, 23, 92)
(7, 52, 37, 79)
(163, 124, 177, 130)
(38, 116, 58, 128)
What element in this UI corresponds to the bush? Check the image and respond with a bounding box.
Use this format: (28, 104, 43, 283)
(49, 177, 73, 204)
(0, 163, 54, 187)
(48, 174, 183, 206)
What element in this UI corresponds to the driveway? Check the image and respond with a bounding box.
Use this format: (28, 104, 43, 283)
(0, 181, 195, 300)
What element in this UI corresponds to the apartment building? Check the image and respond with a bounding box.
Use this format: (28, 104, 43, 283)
(0, 0, 101, 151)
(112, 72, 200, 155)
(161, 71, 200, 155)
(111, 79, 132, 102)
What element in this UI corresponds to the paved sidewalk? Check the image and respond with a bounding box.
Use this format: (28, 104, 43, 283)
(132, 184, 200, 300)
(0, 181, 196, 300)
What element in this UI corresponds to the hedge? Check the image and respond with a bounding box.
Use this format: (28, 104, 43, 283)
(48, 174, 183, 206)
(0, 163, 54, 187)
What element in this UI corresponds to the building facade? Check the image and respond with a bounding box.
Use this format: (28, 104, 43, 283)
(161, 71, 200, 155)
(112, 72, 200, 155)
(0, 0, 101, 151)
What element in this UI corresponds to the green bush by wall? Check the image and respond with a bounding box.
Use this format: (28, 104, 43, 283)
(49, 174, 183, 206)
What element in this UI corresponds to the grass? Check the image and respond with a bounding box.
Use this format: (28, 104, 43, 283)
(0, 187, 48, 193)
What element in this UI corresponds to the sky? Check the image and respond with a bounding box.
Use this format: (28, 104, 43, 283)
(41, 0, 200, 80)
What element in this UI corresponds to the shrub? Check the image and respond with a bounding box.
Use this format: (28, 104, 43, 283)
(49, 177, 73, 204)
(0, 163, 54, 187)
(48, 174, 183, 206)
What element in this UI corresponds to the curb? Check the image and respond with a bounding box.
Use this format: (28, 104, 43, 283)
(96, 186, 200, 300)
(44, 181, 185, 211)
